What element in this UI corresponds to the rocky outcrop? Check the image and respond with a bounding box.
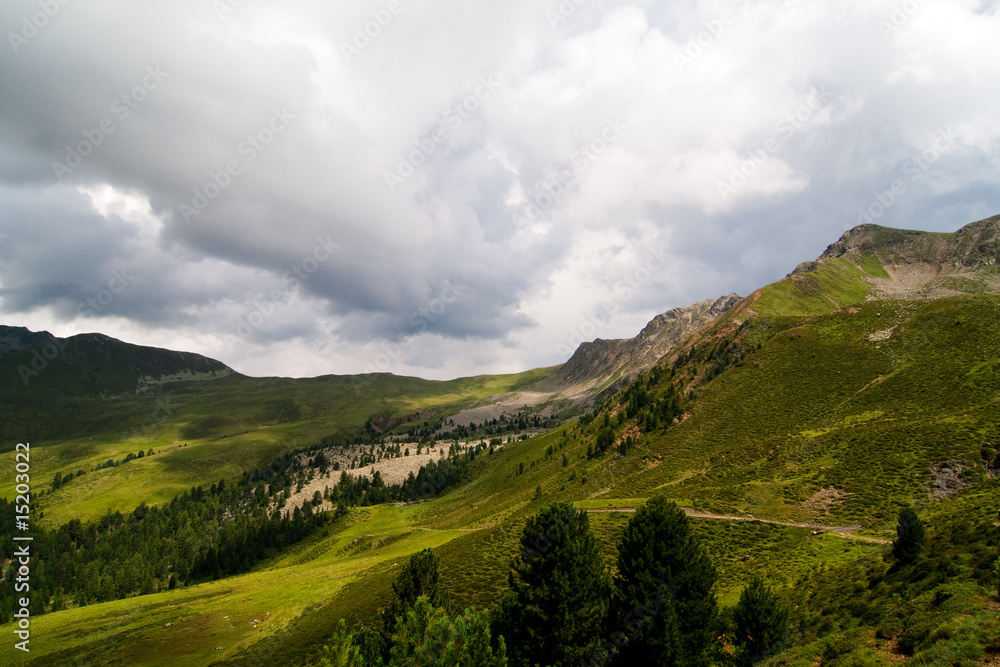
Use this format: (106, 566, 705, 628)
(821, 215, 999, 268)
(791, 215, 1000, 301)
(543, 293, 743, 392)
(441, 294, 744, 425)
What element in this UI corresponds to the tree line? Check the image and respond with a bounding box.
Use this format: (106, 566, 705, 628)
(0, 440, 486, 624)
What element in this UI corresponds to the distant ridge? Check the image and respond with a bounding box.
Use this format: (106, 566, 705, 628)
(0, 326, 234, 396)
(546, 294, 742, 391)
(0, 325, 56, 359)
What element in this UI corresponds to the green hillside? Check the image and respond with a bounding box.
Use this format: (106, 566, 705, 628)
(0, 344, 553, 526)
(2, 217, 1000, 666)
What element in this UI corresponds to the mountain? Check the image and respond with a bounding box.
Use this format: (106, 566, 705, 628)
(410, 294, 742, 429)
(5, 214, 1000, 666)
(0, 326, 234, 398)
(0, 325, 56, 358)
(791, 214, 1000, 299)
(819, 214, 999, 269)
(818, 215, 1000, 298)
(0, 293, 744, 434)
(544, 293, 742, 390)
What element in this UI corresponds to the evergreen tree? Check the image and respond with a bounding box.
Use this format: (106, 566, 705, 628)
(322, 601, 506, 667)
(611, 496, 717, 667)
(891, 507, 925, 563)
(388, 597, 506, 666)
(382, 548, 441, 632)
(320, 619, 363, 667)
(732, 575, 789, 665)
(493, 501, 611, 667)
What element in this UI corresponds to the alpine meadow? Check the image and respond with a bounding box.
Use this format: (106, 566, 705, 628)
(4, 3, 1000, 664)
(2, 216, 1000, 665)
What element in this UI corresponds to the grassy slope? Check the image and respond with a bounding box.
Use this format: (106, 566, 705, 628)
(0, 367, 552, 527)
(13, 504, 466, 667)
(5, 246, 1000, 665)
(610, 294, 1000, 528)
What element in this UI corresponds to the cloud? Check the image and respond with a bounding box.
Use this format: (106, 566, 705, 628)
(1, 0, 998, 379)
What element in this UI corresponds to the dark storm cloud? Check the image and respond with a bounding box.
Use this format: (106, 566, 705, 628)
(0, 0, 998, 378)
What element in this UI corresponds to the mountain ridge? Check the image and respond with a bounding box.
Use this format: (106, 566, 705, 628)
(5, 214, 1000, 665)
(0, 326, 234, 397)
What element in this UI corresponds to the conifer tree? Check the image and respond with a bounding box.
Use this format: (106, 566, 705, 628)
(892, 507, 925, 563)
(493, 501, 611, 666)
(732, 575, 789, 665)
(611, 496, 717, 667)
(382, 548, 441, 632)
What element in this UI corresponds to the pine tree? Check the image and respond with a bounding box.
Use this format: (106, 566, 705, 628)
(388, 598, 507, 666)
(611, 496, 717, 667)
(732, 575, 789, 665)
(320, 619, 363, 667)
(493, 501, 611, 667)
(382, 548, 441, 632)
(892, 507, 925, 563)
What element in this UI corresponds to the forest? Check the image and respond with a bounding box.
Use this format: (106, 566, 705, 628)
(0, 440, 487, 624)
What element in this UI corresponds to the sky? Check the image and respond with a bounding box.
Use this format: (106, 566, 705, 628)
(1, 0, 998, 381)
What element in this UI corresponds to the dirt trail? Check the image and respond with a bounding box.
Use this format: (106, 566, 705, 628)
(586, 507, 891, 544)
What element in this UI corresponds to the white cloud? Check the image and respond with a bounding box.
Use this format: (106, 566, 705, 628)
(0, 0, 998, 379)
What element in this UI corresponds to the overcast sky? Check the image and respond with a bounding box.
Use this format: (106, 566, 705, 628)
(1, 0, 998, 380)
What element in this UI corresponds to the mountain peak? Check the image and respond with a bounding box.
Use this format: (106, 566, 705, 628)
(820, 214, 1000, 268)
(0, 326, 235, 396)
(0, 325, 61, 359)
(545, 294, 743, 394)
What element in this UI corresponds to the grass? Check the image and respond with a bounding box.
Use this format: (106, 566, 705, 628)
(0, 367, 555, 526)
(754, 257, 872, 317)
(12, 504, 471, 667)
(4, 225, 1000, 664)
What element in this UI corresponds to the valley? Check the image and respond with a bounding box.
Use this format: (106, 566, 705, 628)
(2, 216, 1000, 665)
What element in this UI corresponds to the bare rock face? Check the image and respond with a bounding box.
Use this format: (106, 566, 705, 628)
(448, 293, 744, 426)
(546, 293, 743, 391)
